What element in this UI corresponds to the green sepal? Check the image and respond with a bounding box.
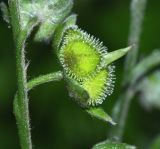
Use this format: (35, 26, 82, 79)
(53, 14, 77, 50)
(86, 107, 116, 125)
(64, 67, 115, 107)
(58, 27, 107, 80)
(82, 68, 115, 106)
(92, 140, 136, 149)
(65, 75, 89, 107)
(102, 46, 132, 67)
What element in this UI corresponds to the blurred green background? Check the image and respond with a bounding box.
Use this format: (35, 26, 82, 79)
(0, 0, 160, 148)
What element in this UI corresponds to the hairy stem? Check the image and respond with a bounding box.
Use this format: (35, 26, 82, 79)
(13, 21, 38, 149)
(124, 0, 147, 76)
(9, 1, 39, 148)
(125, 50, 160, 87)
(27, 71, 63, 90)
(14, 71, 63, 115)
(109, 0, 147, 141)
(108, 87, 135, 141)
(13, 30, 32, 149)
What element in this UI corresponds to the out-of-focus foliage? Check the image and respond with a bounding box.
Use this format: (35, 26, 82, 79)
(0, 0, 160, 149)
(138, 70, 160, 110)
(150, 136, 160, 149)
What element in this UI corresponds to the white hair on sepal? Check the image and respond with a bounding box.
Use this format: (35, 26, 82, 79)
(87, 65, 116, 107)
(58, 27, 109, 82)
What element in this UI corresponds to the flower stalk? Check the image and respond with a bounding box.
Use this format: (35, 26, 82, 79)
(108, 0, 148, 141)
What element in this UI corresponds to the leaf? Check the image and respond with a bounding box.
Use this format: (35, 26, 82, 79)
(150, 135, 160, 149)
(12, 0, 73, 41)
(33, 0, 73, 41)
(92, 140, 136, 149)
(86, 107, 116, 125)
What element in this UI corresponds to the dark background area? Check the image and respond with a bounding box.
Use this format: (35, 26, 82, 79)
(0, 0, 160, 148)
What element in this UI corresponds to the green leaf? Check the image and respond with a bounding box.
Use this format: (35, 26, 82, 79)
(103, 46, 132, 67)
(33, 0, 73, 41)
(150, 135, 160, 149)
(11, 0, 73, 41)
(92, 140, 136, 149)
(86, 107, 116, 125)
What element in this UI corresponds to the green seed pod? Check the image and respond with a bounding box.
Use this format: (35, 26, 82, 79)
(82, 67, 115, 106)
(58, 26, 108, 81)
(58, 26, 116, 107)
(56, 26, 131, 107)
(65, 66, 115, 107)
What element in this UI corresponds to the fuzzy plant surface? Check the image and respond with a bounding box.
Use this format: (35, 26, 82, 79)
(1, 0, 160, 149)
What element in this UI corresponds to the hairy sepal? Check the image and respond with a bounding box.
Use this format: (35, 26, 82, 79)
(65, 66, 115, 108)
(53, 14, 77, 51)
(65, 75, 89, 108)
(59, 26, 108, 81)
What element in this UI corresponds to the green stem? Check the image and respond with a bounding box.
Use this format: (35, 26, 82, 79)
(9, 1, 39, 148)
(125, 50, 160, 87)
(14, 71, 63, 111)
(14, 71, 63, 148)
(124, 0, 147, 76)
(108, 87, 135, 141)
(13, 22, 38, 149)
(109, 0, 147, 141)
(27, 71, 63, 90)
(13, 30, 32, 149)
